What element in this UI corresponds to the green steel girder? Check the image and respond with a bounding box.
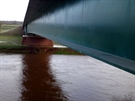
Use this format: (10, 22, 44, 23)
(24, 0, 135, 74)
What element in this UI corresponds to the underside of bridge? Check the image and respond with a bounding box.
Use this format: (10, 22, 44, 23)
(23, 0, 135, 74)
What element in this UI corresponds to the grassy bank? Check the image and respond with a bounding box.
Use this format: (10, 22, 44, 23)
(0, 36, 22, 46)
(0, 35, 24, 53)
(0, 35, 82, 55)
(0, 45, 83, 55)
(0, 24, 19, 33)
(0, 24, 23, 47)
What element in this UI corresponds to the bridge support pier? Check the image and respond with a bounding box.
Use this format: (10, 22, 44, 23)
(22, 34, 53, 46)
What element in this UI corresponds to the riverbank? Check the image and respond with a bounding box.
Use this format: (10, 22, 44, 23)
(0, 45, 83, 55)
(0, 26, 82, 55)
(0, 36, 82, 55)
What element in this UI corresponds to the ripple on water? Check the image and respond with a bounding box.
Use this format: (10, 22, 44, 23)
(0, 54, 135, 101)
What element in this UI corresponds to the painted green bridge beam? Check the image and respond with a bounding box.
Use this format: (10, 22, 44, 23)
(24, 0, 135, 74)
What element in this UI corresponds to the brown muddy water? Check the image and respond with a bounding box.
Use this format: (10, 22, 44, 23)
(0, 53, 135, 101)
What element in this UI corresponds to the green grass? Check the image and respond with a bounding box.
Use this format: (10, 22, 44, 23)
(0, 24, 19, 33)
(0, 36, 22, 46)
(0, 24, 23, 49)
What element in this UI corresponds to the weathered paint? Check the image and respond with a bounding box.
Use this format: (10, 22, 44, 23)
(24, 0, 135, 74)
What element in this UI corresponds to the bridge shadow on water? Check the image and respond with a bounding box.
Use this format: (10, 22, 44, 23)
(20, 54, 67, 101)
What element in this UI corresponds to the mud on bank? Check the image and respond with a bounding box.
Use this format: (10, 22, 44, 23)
(0, 46, 83, 55)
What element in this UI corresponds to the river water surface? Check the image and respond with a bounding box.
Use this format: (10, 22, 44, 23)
(0, 53, 135, 101)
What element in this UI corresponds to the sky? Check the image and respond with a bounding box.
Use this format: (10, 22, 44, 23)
(0, 0, 29, 21)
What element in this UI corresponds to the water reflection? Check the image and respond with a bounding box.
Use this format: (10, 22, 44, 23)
(1, 54, 134, 101)
(20, 54, 67, 101)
